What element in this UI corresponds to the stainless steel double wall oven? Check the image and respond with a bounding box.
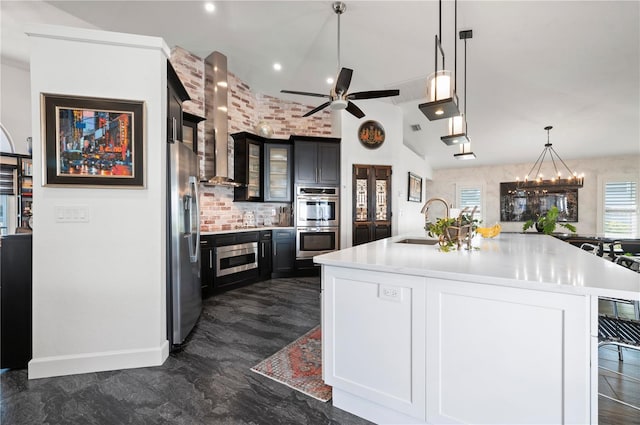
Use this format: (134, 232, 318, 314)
(295, 186, 339, 259)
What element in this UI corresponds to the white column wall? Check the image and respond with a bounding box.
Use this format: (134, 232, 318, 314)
(27, 25, 170, 379)
(337, 101, 433, 248)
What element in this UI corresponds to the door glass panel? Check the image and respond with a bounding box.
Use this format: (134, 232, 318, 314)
(356, 178, 368, 221)
(268, 147, 288, 197)
(248, 143, 260, 197)
(376, 180, 387, 220)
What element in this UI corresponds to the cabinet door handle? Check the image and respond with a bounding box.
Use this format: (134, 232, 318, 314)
(209, 250, 213, 268)
(274, 243, 277, 256)
(316, 167, 319, 182)
(261, 242, 264, 258)
(172, 117, 177, 141)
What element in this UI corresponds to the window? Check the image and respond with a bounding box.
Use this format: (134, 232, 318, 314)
(456, 185, 483, 222)
(604, 181, 638, 237)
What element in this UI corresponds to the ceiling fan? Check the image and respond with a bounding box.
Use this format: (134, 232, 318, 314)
(281, 2, 400, 119)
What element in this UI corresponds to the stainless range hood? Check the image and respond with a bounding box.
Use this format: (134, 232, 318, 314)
(203, 51, 240, 187)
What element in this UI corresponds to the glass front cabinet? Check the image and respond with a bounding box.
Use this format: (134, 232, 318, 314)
(233, 132, 263, 201)
(264, 143, 292, 202)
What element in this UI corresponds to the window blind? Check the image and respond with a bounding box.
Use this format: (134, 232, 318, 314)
(459, 187, 482, 221)
(604, 181, 637, 236)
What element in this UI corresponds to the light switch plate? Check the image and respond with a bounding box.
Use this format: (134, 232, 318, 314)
(55, 205, 90, 223)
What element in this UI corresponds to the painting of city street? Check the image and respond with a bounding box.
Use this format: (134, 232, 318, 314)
(43, 94, 144, 187)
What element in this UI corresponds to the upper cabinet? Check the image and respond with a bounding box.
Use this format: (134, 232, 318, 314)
(292, 136, 341, 186)
(167, 62, 190, 145)
(233, 132, 263, 202)
(264, 142, 292, 202)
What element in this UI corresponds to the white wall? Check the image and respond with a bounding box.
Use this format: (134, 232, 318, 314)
(338, 101, 433, 248)
(27, 25, 170, 379)
(426, 155, 640, 235)
(0, 61, 31, 154)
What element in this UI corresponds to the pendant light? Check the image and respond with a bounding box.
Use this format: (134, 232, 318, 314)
(454, 142, 476, 160)
(516, 126, 584, 187)
(442, 29, 472, 145)
(418, 0, 460, 120)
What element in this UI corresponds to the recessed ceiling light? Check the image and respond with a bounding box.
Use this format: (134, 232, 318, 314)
(326, 77, 334, 85)
(273, 63, 282, 71)
(204, 2, 215, 13)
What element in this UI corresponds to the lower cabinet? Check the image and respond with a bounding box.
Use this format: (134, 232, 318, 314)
(259, 231, 272, 280)
(200, 236, 215, 297)
(322, 267, 591, 424)
(272, 229, 295, 278)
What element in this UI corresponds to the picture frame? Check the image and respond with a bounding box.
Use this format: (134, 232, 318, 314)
(408, 172, 422, 202)
(42, 93, 144, 187)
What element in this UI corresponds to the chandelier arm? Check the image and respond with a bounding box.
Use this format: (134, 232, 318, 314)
(549, 145, 576, 177)
(548, 150, 560, 178)
(534, 148, 550, 179)
(526, 148, 547, 179)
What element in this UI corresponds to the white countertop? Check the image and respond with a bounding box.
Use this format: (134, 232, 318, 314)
(314, 233, 640, 299)
(201, 226, 294, 236)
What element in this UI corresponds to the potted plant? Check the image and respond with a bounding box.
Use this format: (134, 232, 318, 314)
(426, 208, 480, 251)
(522, 205, 577, 235)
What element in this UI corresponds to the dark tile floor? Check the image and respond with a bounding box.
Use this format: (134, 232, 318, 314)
(1, 278, 638, 424)
(1, 277, 371, 425)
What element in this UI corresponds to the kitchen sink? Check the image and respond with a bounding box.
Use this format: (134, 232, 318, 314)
(395, 238, 439, 245)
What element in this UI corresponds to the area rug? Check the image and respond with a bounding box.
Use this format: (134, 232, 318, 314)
(251, 325, 332, 402)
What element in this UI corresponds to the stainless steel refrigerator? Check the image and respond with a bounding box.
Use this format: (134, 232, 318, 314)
(167, 141, 201, 348)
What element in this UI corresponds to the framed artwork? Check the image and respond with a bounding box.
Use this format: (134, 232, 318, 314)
(408, 172, 422, 202)
(358, 120, 385, 149)
(42, 94, 144, 187)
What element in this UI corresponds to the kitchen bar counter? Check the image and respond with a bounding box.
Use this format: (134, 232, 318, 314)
(315, 233, 639, 424)
(315, 233, 639, 300)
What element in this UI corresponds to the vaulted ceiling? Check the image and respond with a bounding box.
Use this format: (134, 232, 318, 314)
(2, 1, 639, 169)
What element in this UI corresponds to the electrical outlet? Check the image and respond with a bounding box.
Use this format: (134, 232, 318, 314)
(271, 209, 276, 216)
(379, 285, 402, 302)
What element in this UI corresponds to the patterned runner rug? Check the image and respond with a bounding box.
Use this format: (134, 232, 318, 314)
(251, 325, 332, 402)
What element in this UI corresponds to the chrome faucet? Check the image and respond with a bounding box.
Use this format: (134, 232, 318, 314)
(421, 197, 450, 219)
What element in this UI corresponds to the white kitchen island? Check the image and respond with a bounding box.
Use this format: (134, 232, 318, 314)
(314, 233, 640, 425)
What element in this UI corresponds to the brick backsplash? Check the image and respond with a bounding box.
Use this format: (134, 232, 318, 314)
(170, 47, 332, 232)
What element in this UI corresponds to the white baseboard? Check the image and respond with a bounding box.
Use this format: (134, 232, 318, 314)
(27, 341, 170, 379)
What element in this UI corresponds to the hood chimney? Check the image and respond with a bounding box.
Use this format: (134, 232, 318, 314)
(203, 51, 239, 186)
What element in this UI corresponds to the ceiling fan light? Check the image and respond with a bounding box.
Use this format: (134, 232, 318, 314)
(330, 99, 348, 110)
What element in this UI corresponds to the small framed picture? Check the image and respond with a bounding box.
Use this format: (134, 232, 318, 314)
(42, 93, 145, 188)
(408, 172, 422, 202)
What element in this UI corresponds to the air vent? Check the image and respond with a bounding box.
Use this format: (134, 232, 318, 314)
(410, 124, 422, 132)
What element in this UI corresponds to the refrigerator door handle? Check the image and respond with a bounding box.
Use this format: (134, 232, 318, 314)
(189, 175, 200, 263)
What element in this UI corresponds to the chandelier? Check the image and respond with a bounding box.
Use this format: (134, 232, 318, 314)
(517, 126, 584, 188)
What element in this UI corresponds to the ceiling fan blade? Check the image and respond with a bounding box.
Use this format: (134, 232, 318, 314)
(281, 90, 330, 98)
(335, 68, 353, 94)
(346, 89, 400, 100)
(346, 101, 365, 119)
(302, 101, 332, 117)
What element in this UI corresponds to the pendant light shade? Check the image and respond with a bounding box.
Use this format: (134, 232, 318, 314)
(454, 142, 476, 160)
(441, 114, 469, 145)
(418, 0, 460, 121)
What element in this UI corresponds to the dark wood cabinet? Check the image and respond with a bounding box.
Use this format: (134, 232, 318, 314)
(182, 111, 205, 155)
(352, 164, 392, 246)
(233, 132, 263, 201)
(272, 229, 295, 277)
(292, 136, 341, 186)
(259, 230, 273, 280)
(1, 234, 32, 369)
(200, 236, 215, 298)
(167, 62, 189, 144)
(264, 143, 292, 202)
